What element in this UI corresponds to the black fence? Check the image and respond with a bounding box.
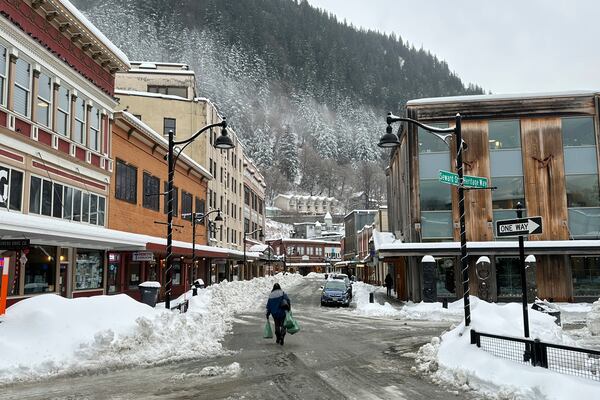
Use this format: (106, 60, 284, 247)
(471, 329, 600, 382)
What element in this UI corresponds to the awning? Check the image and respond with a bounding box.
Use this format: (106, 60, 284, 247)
(378, 240, 600, 257)
(0, 210, 147, 250)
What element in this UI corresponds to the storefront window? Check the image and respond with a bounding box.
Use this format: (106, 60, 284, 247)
(173, 260, 181, 285)
(24, 246, 57, 294)
(435, 257, 456, 297)
(571, 256, 600, 296)
(496, 257, 521, 297)
(128, 262, 141, 289)
(75, 250, 103, 290)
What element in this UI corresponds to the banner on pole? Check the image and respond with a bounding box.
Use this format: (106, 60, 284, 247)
(0, 257, 10, 316)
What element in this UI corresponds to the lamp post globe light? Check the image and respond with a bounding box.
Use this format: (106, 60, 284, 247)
(165, 118, 235, 309)
(378, 112, 472, 326)
(243, 228, 264, 280)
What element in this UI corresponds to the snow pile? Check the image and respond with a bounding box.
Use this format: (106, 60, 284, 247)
(400, 299, 465, 322)
(0, 273, 302, 384)
(305, 272, 326, 279)
(169, 362, 241, 381)
(415, 298, 600, 399)
(352, 282, 402, 317)
(586, 298, 600, 336)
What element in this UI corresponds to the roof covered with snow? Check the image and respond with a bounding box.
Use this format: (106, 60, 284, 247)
(372, 229, 397, 251)
(407, 90, 599, 106)
(115, 89, 190, 102)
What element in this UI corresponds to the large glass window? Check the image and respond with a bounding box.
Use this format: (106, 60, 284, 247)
(63, 186, 73, 220)
(562, 117, 600, 238)
(24, 245, 57, 294)
(128, 262, 141, 290)
(0, 165, 23, 211)
(148, 86, 187, 97)
(37, 72, 52, 127)
(496, 257, 521, 297)
(13, 58, 31, 117)
(56, 86, 70, 136)
(115, 160, 137, 204)
(75, 250, 104, 290)
(571, 256, 600, 297)
(142, 172, 160, 211)
(89, 107, 101, 151)
(73, 96, 86, 145)
(489, 120, 525, 232)
(418, 123, 452, 239)
(435, 257, 456, 297)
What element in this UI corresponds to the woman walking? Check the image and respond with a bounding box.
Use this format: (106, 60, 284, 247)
(265, 283, 291, 345)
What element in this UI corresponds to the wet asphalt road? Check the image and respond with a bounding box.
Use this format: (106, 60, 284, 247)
(2, 277, 474, 399)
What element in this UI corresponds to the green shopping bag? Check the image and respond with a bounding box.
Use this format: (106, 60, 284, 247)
(263, 320, 273, 339)
(284, 311, 300, 335)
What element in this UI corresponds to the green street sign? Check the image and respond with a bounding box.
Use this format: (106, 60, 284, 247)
(439, 170, 488, 189)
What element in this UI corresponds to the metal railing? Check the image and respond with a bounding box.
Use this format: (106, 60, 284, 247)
(471, 329, 600, 381)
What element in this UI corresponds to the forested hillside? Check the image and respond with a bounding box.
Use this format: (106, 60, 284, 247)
(73, 0, 483, 207)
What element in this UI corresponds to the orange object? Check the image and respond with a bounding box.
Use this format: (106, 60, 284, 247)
(0, 257, 9, 316)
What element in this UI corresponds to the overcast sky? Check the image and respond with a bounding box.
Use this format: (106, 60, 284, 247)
(307, 0, 600, 94)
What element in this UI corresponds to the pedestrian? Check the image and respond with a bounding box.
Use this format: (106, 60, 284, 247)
(385, 273, 393, 297)
(265, 283, 291, 345)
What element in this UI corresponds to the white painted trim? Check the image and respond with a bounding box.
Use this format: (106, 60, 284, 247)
(31, 125, 38, 141)
(52, 134, 59, 149)
(86, 150, 91, 163)
(0, 133, 109, 181)
(100, 157, 106, 169)
(69, 143, 76, 157)
(7, 113, 15, 131)
(0, 17, 116, 111)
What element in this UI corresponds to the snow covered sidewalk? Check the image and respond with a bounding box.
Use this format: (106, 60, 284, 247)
(0, 273, 303, 384)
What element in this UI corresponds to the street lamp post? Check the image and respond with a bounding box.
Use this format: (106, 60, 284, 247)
(243, 228, 264, 280)
(182, 209, 223, 287)
(378, 112, 472, 326)
(165, 119, 235, 309)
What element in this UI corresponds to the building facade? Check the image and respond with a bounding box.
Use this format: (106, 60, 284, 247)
(342, 209, 377, 261)
(267, 238, 341, 275)
(382, 91, 600, 302)
(114, 62, 248, 271)
(273, 194, 342, 215)
(0, 0, 138, 306)
(242, 154, 266, 277)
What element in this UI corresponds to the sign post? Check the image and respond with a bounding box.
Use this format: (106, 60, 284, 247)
(495, 204, 544, 338)
(0, 257, 10, 317)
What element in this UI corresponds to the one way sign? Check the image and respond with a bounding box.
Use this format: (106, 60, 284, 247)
(496, 216, 543, 237)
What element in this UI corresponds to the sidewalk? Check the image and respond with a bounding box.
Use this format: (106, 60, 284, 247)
(369, 285, 405, 306)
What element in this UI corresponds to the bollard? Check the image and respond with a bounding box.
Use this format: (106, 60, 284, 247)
(192, 287, 198, 296)
(369, 292, 374, 303)
(442, 298, 448, 309)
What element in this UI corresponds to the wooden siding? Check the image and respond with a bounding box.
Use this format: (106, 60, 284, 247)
(536, 255, 572, 301)
(521, 118, 569, 240)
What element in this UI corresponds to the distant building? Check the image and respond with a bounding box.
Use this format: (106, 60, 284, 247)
(292, 212, 344, 241)
(242, 154, 266, 278)
(267, 238, 341, 275)
(273, 194, 342, 215)
(343, 210, 378, 262)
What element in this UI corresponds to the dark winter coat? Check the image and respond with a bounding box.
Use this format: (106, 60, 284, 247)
(266, 289, 291, 320)
(385, 274, 393, 288)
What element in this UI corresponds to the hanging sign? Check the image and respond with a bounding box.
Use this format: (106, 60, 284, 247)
(132, 251, 155, 262)
(0, 239, 30, 250)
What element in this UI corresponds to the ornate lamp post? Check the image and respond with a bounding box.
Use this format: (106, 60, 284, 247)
(378, 112, 472, 326)
(243, 228, 264, 279)
(165, 119, 235, 309)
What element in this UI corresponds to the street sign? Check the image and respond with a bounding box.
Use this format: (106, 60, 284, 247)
(0, 239, 30, 250)
(496, 216, 543, 237)
(439, 170, 488, 189)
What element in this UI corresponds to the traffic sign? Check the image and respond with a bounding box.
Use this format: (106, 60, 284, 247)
(496, 217, 543, 237)
(0, 239, 30, 250)
(439, 170, 488, 189)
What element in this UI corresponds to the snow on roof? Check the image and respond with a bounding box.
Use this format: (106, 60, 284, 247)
(324, 212, 332, 220)
(372, 229, 397, 251)
(407, 90, 599, 106)
(283, 238, 341, 245)
(248, 244, 269, 252)
(117, 111, 212, 180)
(60, 0, 130, 68)
(127, 69, 195, 75)
(378, 239, 600, 253)
(115, 89, 189, 102)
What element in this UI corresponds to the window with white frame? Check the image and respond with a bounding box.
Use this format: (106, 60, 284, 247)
(73, 96, 86, 145)
(36, 72, 52, 127)
(0, 164, 24, 211)
(13, 58, 31, 117)
(0, 45, 6, 105)
(56, 85, 70, 136)
(29, 175, 105, 226)
(89, 106, 101, 151)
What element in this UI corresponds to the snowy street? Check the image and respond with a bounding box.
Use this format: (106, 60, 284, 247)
(2, 276, 472, 400)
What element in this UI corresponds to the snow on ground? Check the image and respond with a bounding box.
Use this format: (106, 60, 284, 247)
(0, 273, 303, 385)
(352, 282, 403, 318)
(414, 298, 600, 400)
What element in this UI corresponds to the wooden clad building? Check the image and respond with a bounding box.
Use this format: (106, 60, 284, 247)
(383, 91, 600, 302)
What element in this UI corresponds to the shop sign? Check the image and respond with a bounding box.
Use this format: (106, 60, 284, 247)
(0, 239, 30, 250)
(132, 251, 155, 262)
(108, 253, 121, 262)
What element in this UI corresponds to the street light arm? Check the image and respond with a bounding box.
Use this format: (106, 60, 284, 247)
(387, 112, 455, 134)
(172, 120, 227, 164)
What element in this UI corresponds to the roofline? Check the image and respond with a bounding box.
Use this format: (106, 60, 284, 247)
(407, 90, 599, 107)
(114, 111, 213, 180)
